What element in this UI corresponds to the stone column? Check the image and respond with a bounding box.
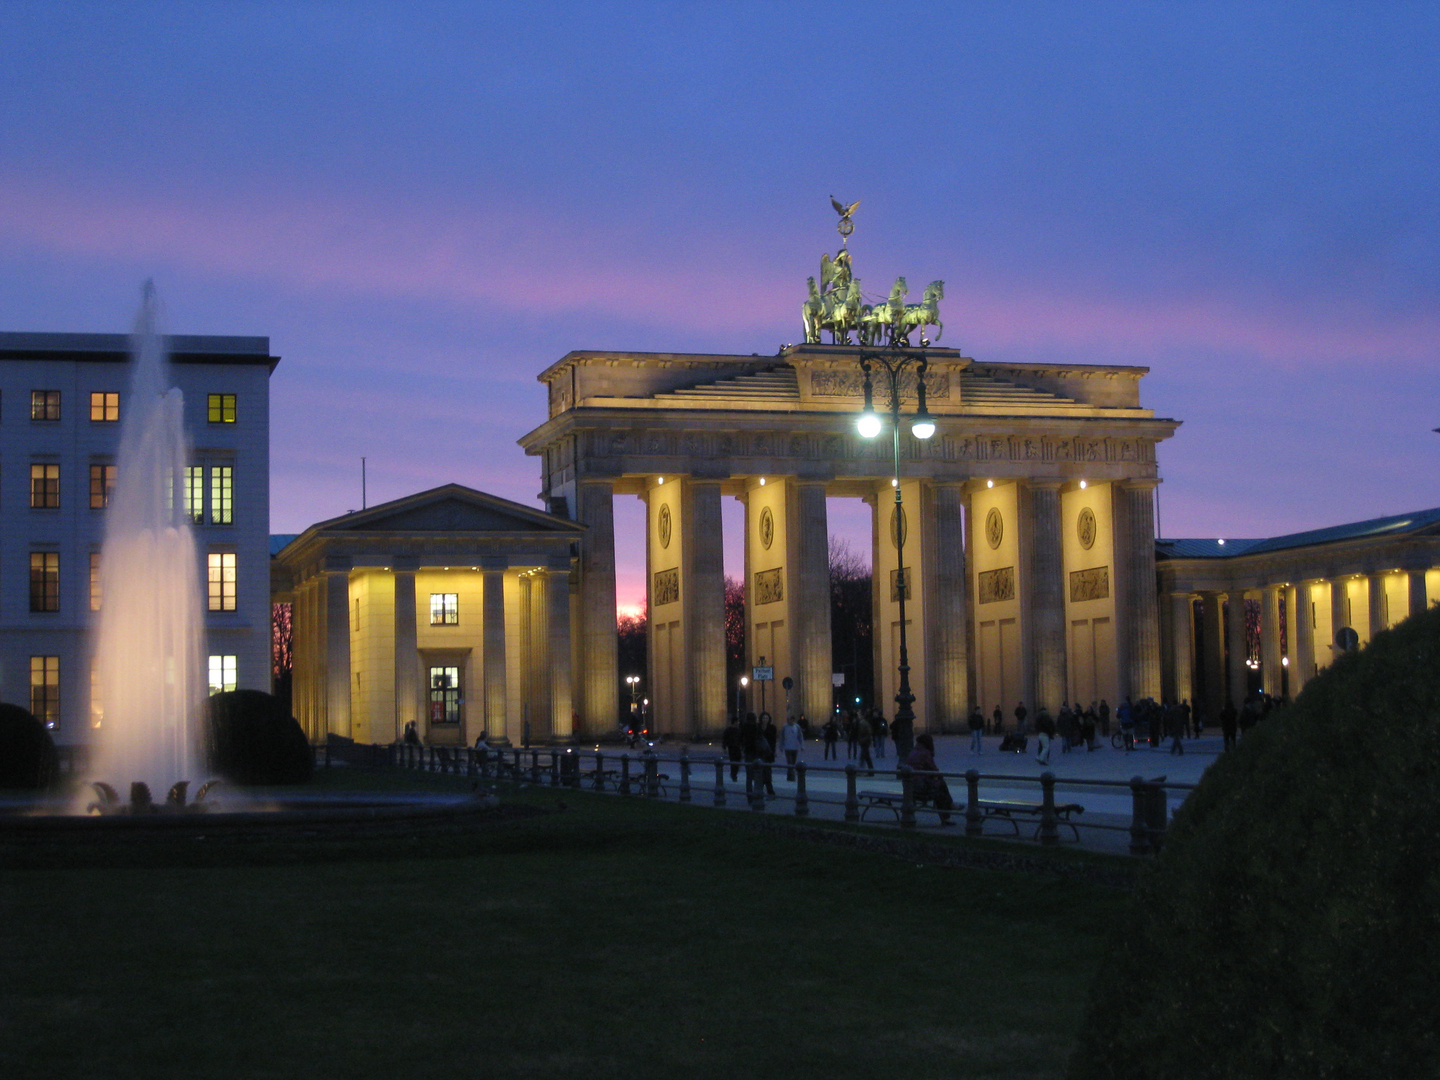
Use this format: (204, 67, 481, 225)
(1117, 480, 1162, 702)
(392, 564, 419, 744)
(324, 566, 352, 739)
(1198, 591, 1224, 722)
(793, 480, 832, 725)
(575, 479, 618, 736)
(1367, 573, 1388, 640)
(1292, 582, 1316, 691)
(1260, 586, 1283, 697)
(1330, 578, 1350, 660)
(1167, 593, 1194, 707)
(482, 565, 508, 737)
(684, 480, 728, 737)
(547, 567, 573, 739)
(1409, 570, 1428, 621)
(1024, 481, 1067, 713)
(932, 482, 970, 723)
(1226, 590, 1249, 707)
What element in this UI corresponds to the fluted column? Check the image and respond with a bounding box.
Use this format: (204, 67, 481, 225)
(1329, 578, 1350, 660)
(1025, 481, 1066, 713)
(482, 566, 507, 737)
(392, 564, 419, 744)
(1198, 591, 1224, 722)
(1117, 480, 1162, 702)
(1167, 593, 1194, 706)
(685, 480, 728, 737)
(324, 566, 352, 739)
(575, 479, 618, 736)
(1226, 589, 1249, 707)
(1367, 573, 1388, 641)
(1408, 571, 1428, 621)
(794, 480, 832, 725)
(933, 482, 970, 722)
(1292, 582, 1316, 691)
(1260, 586, 1282, 697)
(547, 567, 573, 739)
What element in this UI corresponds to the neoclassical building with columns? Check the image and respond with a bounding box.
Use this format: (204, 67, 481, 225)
(1157, 508, 1440, 722)
(520, 343, 1181, 739)
(272, 485, 585, 747)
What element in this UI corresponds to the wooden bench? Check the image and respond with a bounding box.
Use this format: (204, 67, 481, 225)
(857, 789, 956, 825)
(975, 799, 1085, 842)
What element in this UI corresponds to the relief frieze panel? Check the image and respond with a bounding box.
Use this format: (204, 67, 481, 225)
(754, 567, 784, 605)
(978, 566, 1015, 604)
(653, 568, 680, 607)
(1069, 566, 1110, 603)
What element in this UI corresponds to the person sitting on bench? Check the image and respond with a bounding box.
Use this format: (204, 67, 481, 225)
(904, 734, 954, 825)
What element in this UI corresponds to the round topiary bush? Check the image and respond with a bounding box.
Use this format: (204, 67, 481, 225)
(1068, 604, 1440, 1079)
(0, 702, 59, 789)
(207, 689, 314, 786)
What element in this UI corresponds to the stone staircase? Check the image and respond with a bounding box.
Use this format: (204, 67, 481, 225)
(654, 364, 799, 402)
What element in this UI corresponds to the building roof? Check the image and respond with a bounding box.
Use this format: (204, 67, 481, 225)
(0, 331, 280, 371)
(1157, 507, 1440, 561)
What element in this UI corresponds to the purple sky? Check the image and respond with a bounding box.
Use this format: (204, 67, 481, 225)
(2, 3, 1436, 608)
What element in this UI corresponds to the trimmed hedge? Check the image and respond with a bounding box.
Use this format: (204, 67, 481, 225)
(206, 689, 314, 786)
(1067, 605, 1440, 1079)
(0, 702, 59, 789)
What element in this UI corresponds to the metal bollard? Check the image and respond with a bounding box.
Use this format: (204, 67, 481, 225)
(1146, 778, 1168, 853)
(643, 750, 658, 797)
(593, 751, 606, 792)
(549, 749, 560, 787)
(1038, 771, 1059, 845)
(679, 748, 691, 803)
(713, 758, 727, 807)
(844, 763, 859, 822)
(899, 763, 916, 829)
(794, 760, 809, 817)
(620, 754, 632, 795)
(746, 762, 764, 811)
(529, 749, 542, 785)
(965, 769, 983, 836)
(1129, 776, 1151, 855)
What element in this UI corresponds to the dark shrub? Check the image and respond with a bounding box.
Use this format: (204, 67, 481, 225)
(207, 689, 313, 785)
(1068, 605, 1440, 1079)
(0, 702, 59, 789)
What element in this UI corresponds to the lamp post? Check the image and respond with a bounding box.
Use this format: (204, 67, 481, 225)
(626, 674, 641, 735)
(736, 675, 749, 721)
(854, 348, 935, 738)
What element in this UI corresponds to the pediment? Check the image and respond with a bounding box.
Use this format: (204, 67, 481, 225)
(319, 484, 583, 537)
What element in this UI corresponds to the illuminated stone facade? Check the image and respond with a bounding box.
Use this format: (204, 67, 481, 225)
(520, 344, 1180, 737)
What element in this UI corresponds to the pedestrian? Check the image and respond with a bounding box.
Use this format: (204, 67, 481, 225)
(1079, 706, 1097, 751)
(872, 711, 888, 759)
(968, 707, 985, 753)
(991, 704, 1004, 736)
(905, 734, 954, 825)
(779, 714, 804, 781)
(741, 711, 762, 794)
(845, 712, 859, 759)
(1098, 698, 1111, 737)
(856, 717, 874, 776)
(1014, 701, 1029, 736)
(1057, 702, 1075, 754)
(1034, 707, 1056, 765)
(889, 710, 913, 759)
(1221, 699, 1238, 751)
(722, 714, 743, 780)
(822, 715, 840, 760)
(1118, 697, 1134, 751)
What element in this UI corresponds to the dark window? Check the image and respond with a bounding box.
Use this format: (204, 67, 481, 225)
(29, 552, 59, 612)
(90, 464, 117, 509)
(30, 463, 59, 508)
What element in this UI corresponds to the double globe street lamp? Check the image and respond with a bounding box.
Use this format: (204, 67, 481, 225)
(854, 348, 934, 737)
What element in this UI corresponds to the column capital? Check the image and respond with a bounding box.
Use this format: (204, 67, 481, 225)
(1118, 477, 1161, 493)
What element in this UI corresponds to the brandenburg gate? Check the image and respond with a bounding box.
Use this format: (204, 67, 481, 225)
(519, 342, 1180, 738)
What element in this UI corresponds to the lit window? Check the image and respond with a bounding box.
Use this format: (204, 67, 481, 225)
(90, 552, 102, 612)
(184, 466, 205, 524)
(89, 463, 117, 509)
(429, 666, 461, 723)
(430, 593, 459, 625)
(29, 552, 59, 612)
(208, 655, 237, 695)
(208, 552, 237, 611)
(207, 393, 236, 423)
(90, 391, 119, 422)
(210, 465, 233, 525)
(30, 390, 60, 421)
(30, 655, 59, 728)
(90, 667, 103, 729)
(30, 463, 59, 508)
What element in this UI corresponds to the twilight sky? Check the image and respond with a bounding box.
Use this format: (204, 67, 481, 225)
(2, 3, 1436, 607)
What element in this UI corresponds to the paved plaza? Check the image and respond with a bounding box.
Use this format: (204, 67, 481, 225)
(587, 731, 1225, 856)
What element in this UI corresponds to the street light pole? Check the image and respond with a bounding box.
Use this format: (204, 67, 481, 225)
(737, 675, 749, 721)
(855, 348, 935, 738)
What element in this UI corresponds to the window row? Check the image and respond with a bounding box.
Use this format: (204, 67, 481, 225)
(29, 652, 241, 729)
(24, 551, 239, 613)
(21, 390, 238, 424)
(26, 461, 234, 522)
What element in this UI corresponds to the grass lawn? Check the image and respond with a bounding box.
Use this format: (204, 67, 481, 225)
(2, 770, 1124, 1079)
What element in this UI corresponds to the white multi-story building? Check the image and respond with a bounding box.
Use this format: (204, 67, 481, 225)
(0, 332, 277, 747)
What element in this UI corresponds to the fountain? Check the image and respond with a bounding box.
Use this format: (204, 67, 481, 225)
(89, 282, 207, 806)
